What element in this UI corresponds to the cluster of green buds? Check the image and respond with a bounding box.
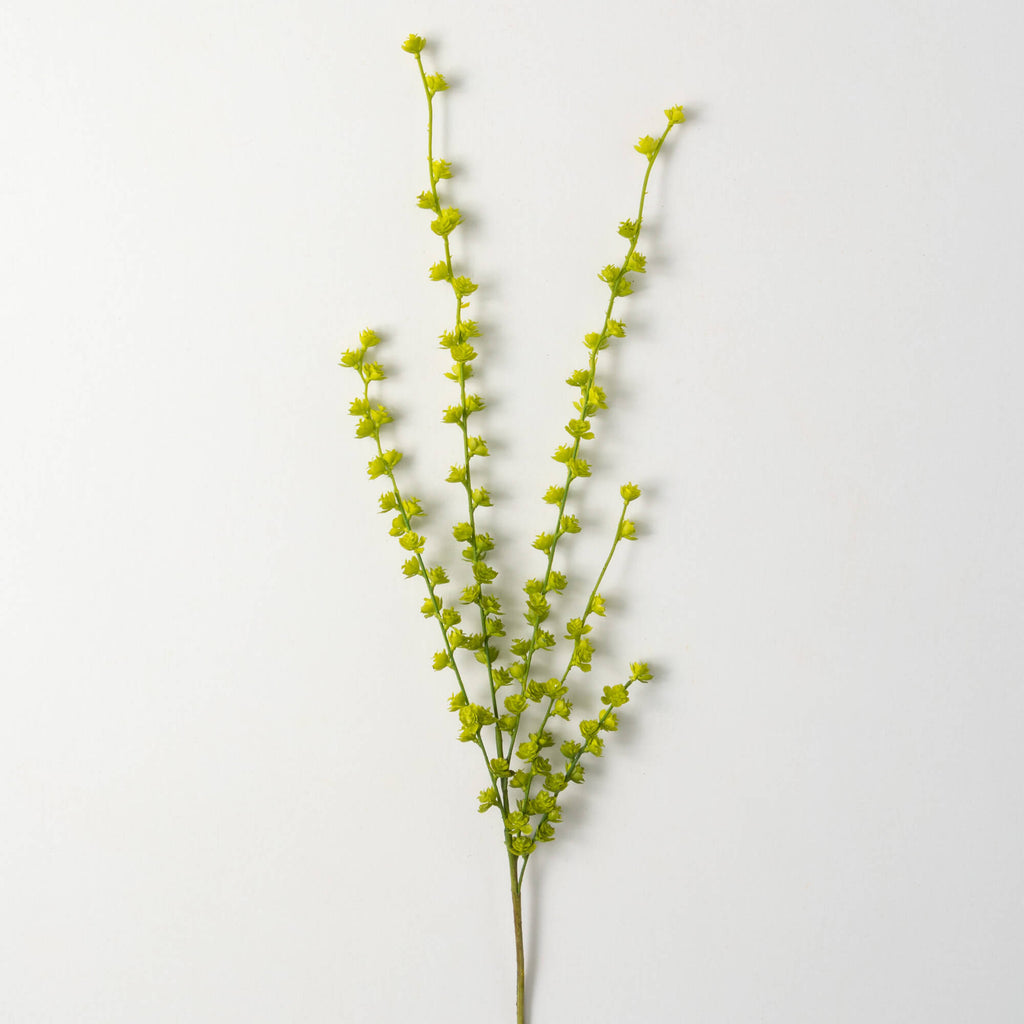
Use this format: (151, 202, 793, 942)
(342, 33, 684, 878)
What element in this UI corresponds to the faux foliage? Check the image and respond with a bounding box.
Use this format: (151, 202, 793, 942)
(341, 33, 686, 1023)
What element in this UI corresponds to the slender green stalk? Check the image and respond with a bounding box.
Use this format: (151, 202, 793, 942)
(343, 33, 686, 1022)
(412, 52, 511, 821)
(352, 368, 498, 787)
(510, 121, 675, 724)
(508, 851, 526, 1024)
(513, 498, 631, 848)
(509, 498, 631, 758)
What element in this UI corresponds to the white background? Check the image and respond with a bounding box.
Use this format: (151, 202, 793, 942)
(2, 1, 1023, 1021)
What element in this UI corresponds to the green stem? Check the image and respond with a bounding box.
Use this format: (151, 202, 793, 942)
(508, 851, 526, 1024)
(362, 374, 497, 782)
(518, 674, 637, 884)
(413, 51, 511, 818)
(515, 499, 629, 813)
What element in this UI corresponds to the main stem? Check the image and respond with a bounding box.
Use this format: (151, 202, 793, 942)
(508, 852, 526, 1024)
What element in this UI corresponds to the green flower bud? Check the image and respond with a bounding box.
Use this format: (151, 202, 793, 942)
(508, 835, 536, 857)
(507, 811, 532, 833)
(565, 419, 594, 440)
(564, 618, 591, 639)
(543, 773, 568, 793)
(533, 791, 557, 815)
(601, 684, 630, 707)
(634, 134, 660, 157)
(424, 72, 449, 96)
(430, 207, 462, 236)
(401, 34, 426, 54)
(472, 561, 498, 583)
(629, 661, 653, 682)
(399, 530, 425, 552)
(559, 514, 581, 534)
(502, 694, 526, 716)
(547, 571, 568, 593)
(626, 251, 647, 273)
(517, 739, 540, 762)
(552, 698, 572, 720)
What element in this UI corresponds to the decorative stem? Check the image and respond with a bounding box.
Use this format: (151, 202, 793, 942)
(508, 852, 526, 1024)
